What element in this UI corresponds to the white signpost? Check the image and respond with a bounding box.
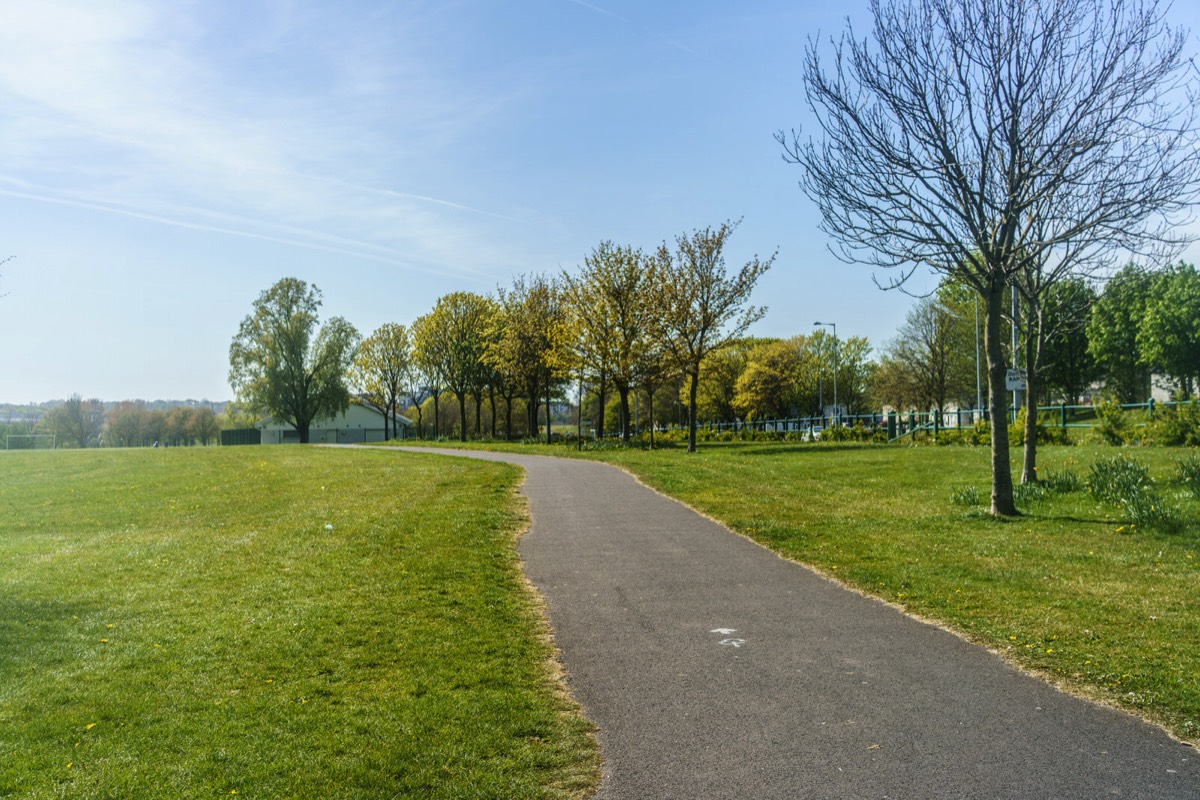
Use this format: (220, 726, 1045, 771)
(1005, 368, 1027, 391)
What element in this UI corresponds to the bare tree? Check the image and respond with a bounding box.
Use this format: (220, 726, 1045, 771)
(781, 0, 1200, 515)
(44, 394, 105, 448)
(654, 220, 775, 453)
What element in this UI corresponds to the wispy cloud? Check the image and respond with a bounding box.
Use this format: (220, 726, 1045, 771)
(567, 0, 625, 21)
(0, 181, 498, 281)
(0, 1, 524, 280)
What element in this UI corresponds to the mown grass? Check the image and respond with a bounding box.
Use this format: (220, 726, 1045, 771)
(0, 446, 597, 799)
(400, 439, 1200, 745)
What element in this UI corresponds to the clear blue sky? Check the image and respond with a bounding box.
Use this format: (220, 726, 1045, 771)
(2, 1, 1199, 403)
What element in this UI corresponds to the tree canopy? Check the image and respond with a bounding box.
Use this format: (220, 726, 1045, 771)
(654, 220, 774, 452)
(228, 278, 360, 444)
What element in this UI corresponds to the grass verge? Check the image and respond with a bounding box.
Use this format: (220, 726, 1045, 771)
(0, 446, 597, 799)
(398, 439, 1200, 745)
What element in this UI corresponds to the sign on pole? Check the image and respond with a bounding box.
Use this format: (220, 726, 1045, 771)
(1005, 368, 1027, 391)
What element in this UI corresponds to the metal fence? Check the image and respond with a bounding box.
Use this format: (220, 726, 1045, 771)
(685, 399, 1194, 443)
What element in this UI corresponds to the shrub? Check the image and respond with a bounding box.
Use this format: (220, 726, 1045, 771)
(824, 424, 886, 444)
(1009, 408, 1073, 447)
(1145, 401, 1200, 446)
(1122, 491, 1180, 531)
(1093, 401, 1134, 446)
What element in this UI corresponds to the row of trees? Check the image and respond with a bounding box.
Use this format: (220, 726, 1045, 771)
(873, 261, 1200, 418)
(30, 397, 222, 448)
(229, 221, 775, 453)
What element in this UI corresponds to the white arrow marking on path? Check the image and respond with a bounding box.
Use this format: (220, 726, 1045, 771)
(709, 628, 737, 635)
(719, 638, 747, 648)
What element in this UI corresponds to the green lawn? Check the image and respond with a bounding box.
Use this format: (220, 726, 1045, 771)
(401, 439, 1200, 745)
(0, 447, 597, 799)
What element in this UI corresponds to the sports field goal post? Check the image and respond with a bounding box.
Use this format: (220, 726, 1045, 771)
(5, 434, 56, 450)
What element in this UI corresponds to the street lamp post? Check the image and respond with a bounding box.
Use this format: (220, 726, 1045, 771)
(814, 321, 837, 426)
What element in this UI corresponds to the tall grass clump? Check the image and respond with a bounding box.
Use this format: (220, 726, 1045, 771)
(1087, 454, 1178, 531)
(1040, 467, 1082, 494)
(950, 485, 981, 507)
(1176, 453, 1200, 498)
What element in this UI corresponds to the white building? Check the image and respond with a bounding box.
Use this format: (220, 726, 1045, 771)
(256, 403, 412, 444)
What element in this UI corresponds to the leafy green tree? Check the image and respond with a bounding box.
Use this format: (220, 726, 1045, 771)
(164, 406, 194, 446)
(228, 278, 361, 444)
(412, 293, 492, 442)
(654, 220, 774, 452)
(1139, 262, 1200, 399)
(1088, 266, 1154, 403)
(733, 338, 804, 420)
(105, 401, 149, 447)
(218, 402, 259, 431)
(784, 0, 1200, 515)
(691, 340, 757, 423)
(829, 335, 875, 416)
(564, 242, 659, 442)
(350, 323, 411, 441)
(187, 406, 220, 446)
(486, 275, 572, 444)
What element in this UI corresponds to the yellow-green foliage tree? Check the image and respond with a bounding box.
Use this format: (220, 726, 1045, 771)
(564, 241, 660, 441)
(486, 275, 572, 444)
(654, 220, 774, 452)
(350, 322, 411, 441)
(412, 292, 492, 442)
(732, 338, 803, 420)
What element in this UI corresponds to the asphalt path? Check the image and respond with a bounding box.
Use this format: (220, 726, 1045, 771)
(396, 447, 1198, 799)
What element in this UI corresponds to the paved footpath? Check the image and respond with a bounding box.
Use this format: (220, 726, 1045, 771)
(398, 448, 1198, 799)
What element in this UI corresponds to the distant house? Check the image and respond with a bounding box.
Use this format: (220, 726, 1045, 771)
(256, 403, 412, 444)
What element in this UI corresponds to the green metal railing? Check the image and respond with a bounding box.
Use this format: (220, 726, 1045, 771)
(682, 399, 1192, 444)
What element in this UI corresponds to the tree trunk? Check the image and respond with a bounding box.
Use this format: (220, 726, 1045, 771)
(411, 400, 423, 439)
(474, 393, 482, 437)
(1021, 316, 1044, 485)
(545, 377, 553, 445)
(458, 393, 468, 442)
(595, 372, 607, 440)
(984, 286, 1018, 516)
(647, 382, 656, 450)
(489, 387, 497, 438)
(432, 391, 440, 439)
(687, 368, 700, 453)
(617, 384, 631, 442)
(298, 419, 311, 444)
(528, 386, 539, 438)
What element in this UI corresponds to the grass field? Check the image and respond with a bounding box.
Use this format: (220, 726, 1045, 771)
(0, 447, 597, 799)
(401, 439, 1200, 745)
